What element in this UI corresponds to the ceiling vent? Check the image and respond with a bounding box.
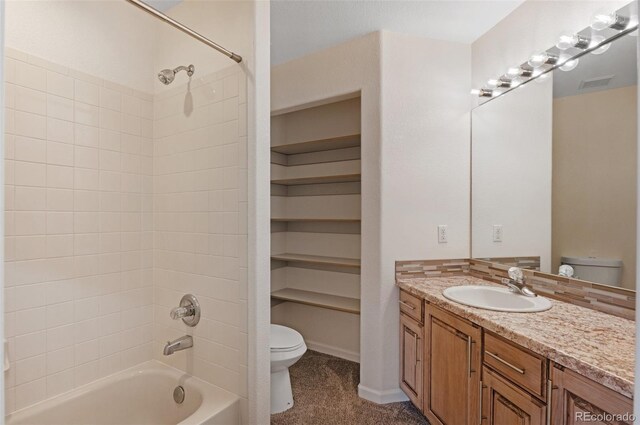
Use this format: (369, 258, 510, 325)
(578, 75, 614, 90)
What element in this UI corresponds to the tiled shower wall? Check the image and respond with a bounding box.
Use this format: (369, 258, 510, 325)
(3, 48, 154, 413)
(3, 48, 248, 415)
(152, 66, 248, 401)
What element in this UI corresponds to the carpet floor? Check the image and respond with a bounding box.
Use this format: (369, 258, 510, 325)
(270, 350, 429, 425)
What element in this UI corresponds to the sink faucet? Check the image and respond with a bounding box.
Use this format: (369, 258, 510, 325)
(502, 267, 537, 297)
(163, 335, 193, 356)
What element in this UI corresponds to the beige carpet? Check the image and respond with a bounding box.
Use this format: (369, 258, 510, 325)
(271, 350, 429, 425)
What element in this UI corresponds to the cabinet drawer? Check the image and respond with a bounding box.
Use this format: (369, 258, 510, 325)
(484, 332, 547, 400)
(399, 290, 423, 323)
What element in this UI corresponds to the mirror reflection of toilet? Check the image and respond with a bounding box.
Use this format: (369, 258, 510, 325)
(560, 256, 623, 287)
(270, 324, 307, 414)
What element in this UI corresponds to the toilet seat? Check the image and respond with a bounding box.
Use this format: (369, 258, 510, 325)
(270, 324, 304, 352)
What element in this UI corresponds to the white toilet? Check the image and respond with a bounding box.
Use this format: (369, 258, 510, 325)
(270, 324, 307, 414)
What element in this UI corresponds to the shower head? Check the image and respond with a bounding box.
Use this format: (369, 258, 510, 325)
(157, 64, 195, 85)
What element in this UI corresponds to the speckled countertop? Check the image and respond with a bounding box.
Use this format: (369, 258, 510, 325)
(397, 275, 635, 398)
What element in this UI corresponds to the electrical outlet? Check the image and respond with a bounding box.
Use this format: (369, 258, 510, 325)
(493, 225, 503, 242)
(438, 225, 448, 243)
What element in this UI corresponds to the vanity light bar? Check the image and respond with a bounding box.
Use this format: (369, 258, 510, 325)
(471, 4, 638, 100)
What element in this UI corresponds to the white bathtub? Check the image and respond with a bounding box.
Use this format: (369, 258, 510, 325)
(6, 361, 239, 425)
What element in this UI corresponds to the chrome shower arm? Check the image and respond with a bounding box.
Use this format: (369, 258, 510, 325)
(173, 65, 195, 77)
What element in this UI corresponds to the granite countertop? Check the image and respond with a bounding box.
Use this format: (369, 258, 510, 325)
(397, 275, 635, 398)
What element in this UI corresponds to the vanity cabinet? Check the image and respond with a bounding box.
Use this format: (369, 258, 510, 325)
(423, 303, 481, 425)
(400, 313, 423, 409)
(399, 290, 424, 409)
(398, 291, 633, 425)
(551, 364, 634, 425)
(482, 367, 547, 425)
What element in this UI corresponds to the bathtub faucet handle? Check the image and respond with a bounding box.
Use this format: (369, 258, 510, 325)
(170, 306, 193, 320)
(169, 294, 201, 327)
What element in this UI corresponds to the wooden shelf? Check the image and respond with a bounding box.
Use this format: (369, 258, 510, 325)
(271, 134, 361, 155)
(271, 173, 361, 186)
(271, 288, 360, 314)
(271, 253, 360, 268)
(271, 218, 361, 223)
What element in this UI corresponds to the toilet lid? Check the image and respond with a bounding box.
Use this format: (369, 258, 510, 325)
(270, 324, 304, 352)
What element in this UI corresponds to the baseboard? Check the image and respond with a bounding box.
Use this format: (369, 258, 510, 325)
(305, 339, 360, 363)
(357, 384, 409, 404)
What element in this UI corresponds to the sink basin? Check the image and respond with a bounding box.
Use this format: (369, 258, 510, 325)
(442, 285, 552, 313)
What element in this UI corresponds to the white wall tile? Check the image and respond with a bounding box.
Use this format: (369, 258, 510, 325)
(75, 80, 100, 106)
(14, 111, 46, 140)
(47, 95, 74, 121)
(4, 51, 247, 414)
(14, 61, 46, 91)
(14, 378, 46, 411)
(47, 71, 74, 99)
(47, 142, 74, 167)
(15, 86, 46, 116)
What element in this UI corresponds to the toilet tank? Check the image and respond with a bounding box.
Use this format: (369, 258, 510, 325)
(560, 256, 623, 286)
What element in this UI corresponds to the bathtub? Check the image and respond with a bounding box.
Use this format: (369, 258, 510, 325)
(6, 361, 239, 425)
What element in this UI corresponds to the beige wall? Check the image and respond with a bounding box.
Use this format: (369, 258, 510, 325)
(271, 30, 471, 403)
(4, 0, 157, 92)
(552, 85, 637, 289)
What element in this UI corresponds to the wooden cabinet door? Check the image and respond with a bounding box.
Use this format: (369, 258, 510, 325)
(551, 364, 634, 425)
(400, 313, 423, 410)
(424, 303, 481, 425)
(482, 367, 546, 425)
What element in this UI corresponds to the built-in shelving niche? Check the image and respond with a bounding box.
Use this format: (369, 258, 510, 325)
(270, 96, 362, 361)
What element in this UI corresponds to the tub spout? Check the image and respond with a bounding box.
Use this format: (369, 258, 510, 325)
(163, 335, 193, 356)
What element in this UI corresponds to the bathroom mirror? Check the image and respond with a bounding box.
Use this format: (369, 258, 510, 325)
(471, 30, 638, 290)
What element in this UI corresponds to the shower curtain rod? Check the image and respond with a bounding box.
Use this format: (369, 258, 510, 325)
(125, 0, 243, 63)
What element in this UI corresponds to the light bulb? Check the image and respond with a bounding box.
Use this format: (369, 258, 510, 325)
(471, 88, 493, 98)
(591, 13, 615, 30)
(556, 33, 575, 50)
(528, 53, 547, 68)
(559, 58, 579, 72)
(506, 67, 520, 77)
(591, 12, 630, 30)
(556, 33, 590, 50)
(506, 66, 532, 78)
(589, 35, 610, 55)
(528, 52, 558, 68)
(486, 78, 511, 88)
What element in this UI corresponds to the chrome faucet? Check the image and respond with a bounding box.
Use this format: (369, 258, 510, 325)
(163, 335, 193, 356)
(502, 267, 537, 297)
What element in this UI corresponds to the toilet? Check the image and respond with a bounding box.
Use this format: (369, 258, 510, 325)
(270, 324, 307, 414)
(561, 256, 623, 286)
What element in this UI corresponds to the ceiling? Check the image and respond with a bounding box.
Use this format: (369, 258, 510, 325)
(271, 0, 526, 65)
